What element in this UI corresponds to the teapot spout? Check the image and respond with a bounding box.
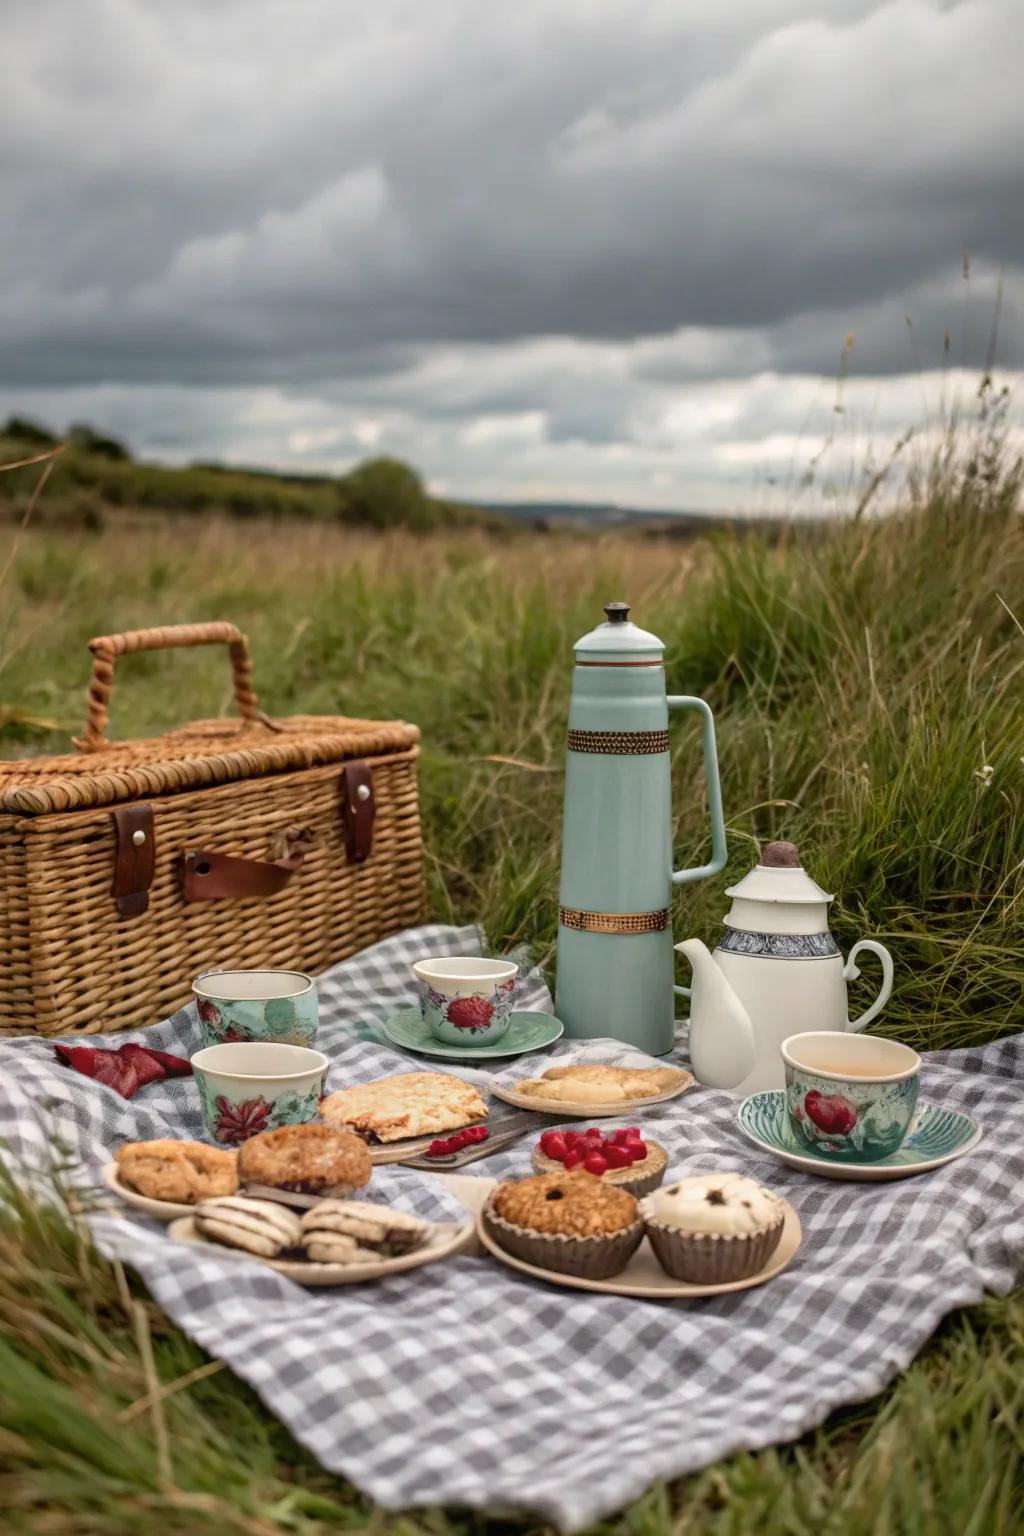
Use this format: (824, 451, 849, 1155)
(674, 938, 755, 1091)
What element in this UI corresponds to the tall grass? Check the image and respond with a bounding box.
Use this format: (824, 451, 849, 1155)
(0, 475, 1021, 1531)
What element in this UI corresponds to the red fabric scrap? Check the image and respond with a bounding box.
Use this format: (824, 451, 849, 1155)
(53, 1041, 192, 1099)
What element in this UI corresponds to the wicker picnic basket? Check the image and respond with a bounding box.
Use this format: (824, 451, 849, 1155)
(0, 622, 426, 1037)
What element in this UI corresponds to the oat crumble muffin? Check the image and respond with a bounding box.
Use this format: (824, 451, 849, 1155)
(485, 1170, 643, 1278)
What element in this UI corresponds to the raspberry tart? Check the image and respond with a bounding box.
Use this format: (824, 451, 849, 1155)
(640, 1172, 785, 1284)
(531, 1126, 667, 1198)
(484, 1169, 643, 1279)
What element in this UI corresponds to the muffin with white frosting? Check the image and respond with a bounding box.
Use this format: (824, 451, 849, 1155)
(640, 1172, 785, 1284)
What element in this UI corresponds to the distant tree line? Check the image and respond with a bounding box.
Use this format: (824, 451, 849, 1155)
(0, 417, 497, 532)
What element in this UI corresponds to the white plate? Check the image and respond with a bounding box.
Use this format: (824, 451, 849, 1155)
(476, 1199, 801, 1299)
(489, 1070, 694, 1119)
(101, 1162, 198, 1222)
(167, 1215, 474, 1285)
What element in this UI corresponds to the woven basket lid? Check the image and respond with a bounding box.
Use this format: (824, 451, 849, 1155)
(0, 715, 421, 816)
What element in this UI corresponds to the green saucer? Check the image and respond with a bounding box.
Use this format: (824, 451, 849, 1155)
(737, 1090, 982, 1182)
(383, 1007, 564, 1060)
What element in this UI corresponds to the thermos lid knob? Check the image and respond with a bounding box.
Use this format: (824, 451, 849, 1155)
(761, 840, 801, 867)
(603, 601, 631, 623)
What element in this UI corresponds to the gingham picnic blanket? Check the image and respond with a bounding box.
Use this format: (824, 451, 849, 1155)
(1, 923, 1022, 1530)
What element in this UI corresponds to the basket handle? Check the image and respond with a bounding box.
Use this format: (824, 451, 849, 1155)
(75, 622, 267, 751)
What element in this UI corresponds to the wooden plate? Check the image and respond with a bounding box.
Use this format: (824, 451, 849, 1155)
(101, 1162, 197, 1222)
(489, 1071, 694, 1120)
(167, 1215, 475, 1286)
(476, 1199, 801, 1299)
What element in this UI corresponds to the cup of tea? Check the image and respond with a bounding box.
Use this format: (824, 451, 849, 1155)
(192, 969, 318, 1048)
(782, 1031, 920, 1162)
(412, 956, 518, 1046)
(191, 1041, 329, 1145)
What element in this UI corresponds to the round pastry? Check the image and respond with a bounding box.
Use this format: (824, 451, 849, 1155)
(484, 1170, 643, 1279)
(640, 1172, 785, 1284)
(531, 1128, 668, 1198)
(237, 1123, 372, 1199)
(299, 1199, 430, 1264)
(115, 1139, 238, 1204)
(194, 1196, 302, 1258)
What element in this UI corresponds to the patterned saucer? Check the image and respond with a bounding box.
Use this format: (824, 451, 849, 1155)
(383, 1007, 564, 1060)
(737, 1090, 982, 1182)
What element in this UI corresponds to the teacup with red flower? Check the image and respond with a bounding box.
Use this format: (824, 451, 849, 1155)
(412, 956, 518, 1047)
(782, 1031, 920, 1163)
(191, 1041, 329, 1146)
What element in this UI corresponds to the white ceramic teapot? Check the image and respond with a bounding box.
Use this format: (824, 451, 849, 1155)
(675, 841, 894, 1094)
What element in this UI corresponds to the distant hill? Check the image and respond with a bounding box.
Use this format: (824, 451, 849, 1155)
(0, 418, 504, 533)
(483, 500, 720, 531)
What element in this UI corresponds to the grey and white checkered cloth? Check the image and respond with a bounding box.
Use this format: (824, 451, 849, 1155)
(1, 923, 1021, 1530)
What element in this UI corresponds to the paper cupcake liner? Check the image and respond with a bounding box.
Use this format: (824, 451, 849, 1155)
(530, 1143, 667, 1200)
(643, 1214, 784, 1284)
(483, 1204, 644, 1280)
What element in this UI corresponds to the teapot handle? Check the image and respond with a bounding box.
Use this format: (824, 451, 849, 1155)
(844, 940, 894, 1032)
(667, 696, 728, 887)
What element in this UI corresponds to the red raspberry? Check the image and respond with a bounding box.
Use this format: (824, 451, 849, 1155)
(463, 1125, 489, 1144)
(623, 1127, 643, 1141)
(584, 1127, 603, 1142)
(540, 1132, 568, 1162)
(604, 1144, 634, 1169)
(562, 1148, 587, 1170)
(624, 1141, 648, 1163)
(426, 1138, 453, 1157)
(583, 1152, 610, 1176)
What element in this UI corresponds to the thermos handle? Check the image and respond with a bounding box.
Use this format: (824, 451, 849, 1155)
(667, 696, 728, 887)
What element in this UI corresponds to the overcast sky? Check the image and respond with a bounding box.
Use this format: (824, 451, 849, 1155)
(2, 0, 1022, 510)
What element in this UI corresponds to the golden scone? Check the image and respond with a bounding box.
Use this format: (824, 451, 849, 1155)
(540, 1064, 689, 1098)
(320, 1072, 487, 1142)
(237, 1123, 372, 1196)
(116, 1140, 238, 1204)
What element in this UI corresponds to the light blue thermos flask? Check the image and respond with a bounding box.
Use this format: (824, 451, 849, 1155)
(554, 602, 727, 1055)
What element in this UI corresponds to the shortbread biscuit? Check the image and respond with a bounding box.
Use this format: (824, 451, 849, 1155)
(300, 1199, 429, 1256)
(194, 1195, 301, 1257)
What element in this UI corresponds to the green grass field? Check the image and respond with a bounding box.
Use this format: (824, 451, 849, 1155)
(1, 472, 1022, 1531)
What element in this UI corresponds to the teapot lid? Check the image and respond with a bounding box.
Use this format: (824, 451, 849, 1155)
(725, 841, 833, 904)
(574, 602, 664, 663)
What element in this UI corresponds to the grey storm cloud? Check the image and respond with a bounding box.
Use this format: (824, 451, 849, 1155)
(1, 0, 1021, 506)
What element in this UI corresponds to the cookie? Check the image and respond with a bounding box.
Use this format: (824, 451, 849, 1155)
(194, 1196, 302, 1258)
(300, 1199, 430, 1257)
(116, 1139, 238, 1204)
(237, 1123, 372, 1197)
(304, 1235, 375, 1265)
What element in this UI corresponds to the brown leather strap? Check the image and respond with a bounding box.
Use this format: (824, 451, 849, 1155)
(342, 762, 375, 863)
(112, 805, 155, 918)
(181, 827, 314, 901)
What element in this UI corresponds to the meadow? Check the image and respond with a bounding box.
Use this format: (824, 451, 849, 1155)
(0, 472, 1022, 1531)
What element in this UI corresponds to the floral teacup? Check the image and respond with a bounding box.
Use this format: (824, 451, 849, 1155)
(782, 1031, 920, 1163)
(412, 956, 518, 1046)
(193, 970, 318, 1048)
(191, 1041, 329, 1145)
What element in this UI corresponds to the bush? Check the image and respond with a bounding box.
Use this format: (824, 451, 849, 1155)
(67, 423, 131, 461)
(340, 456, 434, 529)
(2, 416, 57, 447)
